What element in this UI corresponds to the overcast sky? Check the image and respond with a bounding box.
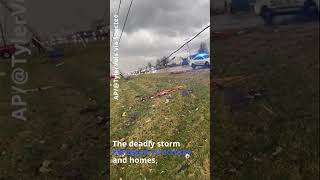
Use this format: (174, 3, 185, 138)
(110, 0, 210, 73)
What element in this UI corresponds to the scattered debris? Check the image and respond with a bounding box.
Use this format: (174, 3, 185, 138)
(272, 146, 283, 156)
(154, 86, 184, 97)
(180, 89, 192, 97)
(248, 88, 267, 99)
(96, 115, 105, 125)
(25, 86, 55, 93)
(60, 144, 68, 150)
(140, 96, 150, 102)
(137, 86, 186, 102)
(261, 103, 276, 116)
(39, 160, 52, 173)
(170, 70, 191, 74)
(127, 112, 139, 126)
(55, 62, 65, 67)
(96, 115, 104, 122)
(167, 94, 173, 100)
(122, 112, 127, 117)
(177, 164, 190, 173)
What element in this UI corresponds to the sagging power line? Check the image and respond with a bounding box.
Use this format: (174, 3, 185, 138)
(111, 0, 135, 78)
(165, 24, 210, 64)
(135, 24, 210, 72)
(110, 0, 123, 46)
(119, 0, 134, 44)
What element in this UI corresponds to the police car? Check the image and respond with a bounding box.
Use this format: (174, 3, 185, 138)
(254, 0, 319, 24)
(189, 52, 210, 70)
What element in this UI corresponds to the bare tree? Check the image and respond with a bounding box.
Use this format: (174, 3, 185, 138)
(199, 42, 208, 53)
(156, 59, 162, 68)
(160, 56, 168, 67)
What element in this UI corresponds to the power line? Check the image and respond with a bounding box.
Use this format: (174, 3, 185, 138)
(116, 0, 122, 15)
(110, 0, 122, 46)
(110, 0, 126, 77)
(165, 24, 210, 63)
(110, 0, 134, 77)
(133, 24, 210, 73)
(119, 0, 134, 44)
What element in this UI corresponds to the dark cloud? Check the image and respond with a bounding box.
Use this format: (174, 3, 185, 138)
(111, 0, 209, 36)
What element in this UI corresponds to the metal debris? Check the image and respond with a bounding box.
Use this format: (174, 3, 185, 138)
(55, 62, 65, 67)
(39, 160, 52, 173)
(177, 164, 190, 173)
(272, 146, 283, 156)
(25, 86, 55, 93)
(154, 86, 184, 97)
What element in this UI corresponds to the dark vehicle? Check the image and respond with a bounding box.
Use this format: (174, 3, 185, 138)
(181, 58, 189, 66)
(255, 0, 319, 24)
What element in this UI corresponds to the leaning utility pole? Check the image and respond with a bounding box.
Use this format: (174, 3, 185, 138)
(0, 22, 6, 45)
(0, 0, 50, 51)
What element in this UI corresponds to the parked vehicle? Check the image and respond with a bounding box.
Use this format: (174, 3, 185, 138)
(1, 22, 15, 59)
(181, 58, 190, 66)
(255, 0, 319, 24)
(0, 44, 16, 59)
(189, 53, 210, 70)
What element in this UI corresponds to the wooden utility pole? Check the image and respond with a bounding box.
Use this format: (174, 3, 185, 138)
(0, 0, 50, 52)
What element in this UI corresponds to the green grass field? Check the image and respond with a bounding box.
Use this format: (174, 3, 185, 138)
(213, 22, 319, 180)
(110, 70, 210, 179)
(0, 42, 108, 179)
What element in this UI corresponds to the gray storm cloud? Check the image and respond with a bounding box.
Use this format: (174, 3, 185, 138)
(110, 0, 210, 73)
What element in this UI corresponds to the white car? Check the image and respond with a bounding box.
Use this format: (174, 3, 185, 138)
(189, 53, 210, 70)
(254, 0, 319, 24)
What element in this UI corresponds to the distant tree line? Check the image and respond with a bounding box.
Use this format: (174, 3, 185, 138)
(145, 41, 208, 69)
